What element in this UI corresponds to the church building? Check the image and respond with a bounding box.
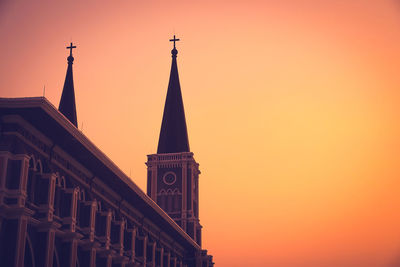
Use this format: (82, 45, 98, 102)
(146, 36, 202, 245)
(0, 38, 213, 267)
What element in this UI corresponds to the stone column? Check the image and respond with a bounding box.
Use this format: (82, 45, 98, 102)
(155, 245, 164, 267)
(146, 240, 156, 267)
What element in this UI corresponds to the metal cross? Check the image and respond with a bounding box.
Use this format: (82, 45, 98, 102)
(169, 35, 180, 49)
(66, 42, 76, 56)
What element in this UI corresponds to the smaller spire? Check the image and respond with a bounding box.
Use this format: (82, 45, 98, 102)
(59, 42, 78, 127)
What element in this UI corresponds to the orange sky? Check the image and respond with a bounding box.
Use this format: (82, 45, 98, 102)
(2, 0, 400, 266)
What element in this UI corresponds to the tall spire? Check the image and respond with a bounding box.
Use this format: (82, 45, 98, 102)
(157, 35, 190, 153)
(59, 42, 78, 127)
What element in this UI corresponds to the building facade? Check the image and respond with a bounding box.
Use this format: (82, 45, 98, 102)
(0, 40, 213, 267)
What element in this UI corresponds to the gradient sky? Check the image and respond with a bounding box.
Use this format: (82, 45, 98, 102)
(2, 1, 400, 266)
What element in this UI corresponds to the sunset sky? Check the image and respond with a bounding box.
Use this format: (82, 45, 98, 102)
(2, 0, 400, 266)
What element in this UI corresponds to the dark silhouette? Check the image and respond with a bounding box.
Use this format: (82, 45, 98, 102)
(58, 42, 78, 127)
(147, 36, 205, 252)
(157, 35, 190, 153)
(0, 38, 214, 266)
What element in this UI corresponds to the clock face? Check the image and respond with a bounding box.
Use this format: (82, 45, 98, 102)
(163, 172, 176, 185)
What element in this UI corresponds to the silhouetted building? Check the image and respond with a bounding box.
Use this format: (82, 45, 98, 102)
(146, 36, 202, 245)
(0, 40, 213, 267)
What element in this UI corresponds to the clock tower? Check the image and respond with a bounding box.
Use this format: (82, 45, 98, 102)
(146, 36, 202, 245)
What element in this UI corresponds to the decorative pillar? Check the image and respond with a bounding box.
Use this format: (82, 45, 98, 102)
(146, 240, 156, 267)
(155, 245, 164, 267)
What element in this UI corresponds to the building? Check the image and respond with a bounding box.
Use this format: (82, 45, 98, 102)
(0, 39, 214, 267)
(146, 36, 202, 245)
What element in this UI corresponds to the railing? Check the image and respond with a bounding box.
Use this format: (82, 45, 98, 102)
(148, 152, 193, 162)
(159, 154, 182, 161)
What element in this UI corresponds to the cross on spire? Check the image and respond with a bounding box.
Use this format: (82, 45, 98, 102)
(66, 42, 76, 57)
(169, 35, 180, 49)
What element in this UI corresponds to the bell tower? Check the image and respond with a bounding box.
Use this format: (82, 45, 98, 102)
(146, 36, 202, 245)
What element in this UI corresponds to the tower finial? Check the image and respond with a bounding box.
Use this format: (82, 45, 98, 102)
(66, 42, 77, 62)
(169, 35, 180, 56)
(169, 35, 180, 49)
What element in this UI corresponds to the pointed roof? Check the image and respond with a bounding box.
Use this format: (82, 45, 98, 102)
(157, 36, 190, 154)
(59, 42, 77, 127)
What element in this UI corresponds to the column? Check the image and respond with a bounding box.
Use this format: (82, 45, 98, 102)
(155, 245, 164, 267)
(146, 240, 156, 267)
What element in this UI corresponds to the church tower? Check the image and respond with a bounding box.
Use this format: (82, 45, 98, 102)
(146, 36, 202, 245)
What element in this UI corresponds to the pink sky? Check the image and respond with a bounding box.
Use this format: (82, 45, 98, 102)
(2, 1, 400, 266)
